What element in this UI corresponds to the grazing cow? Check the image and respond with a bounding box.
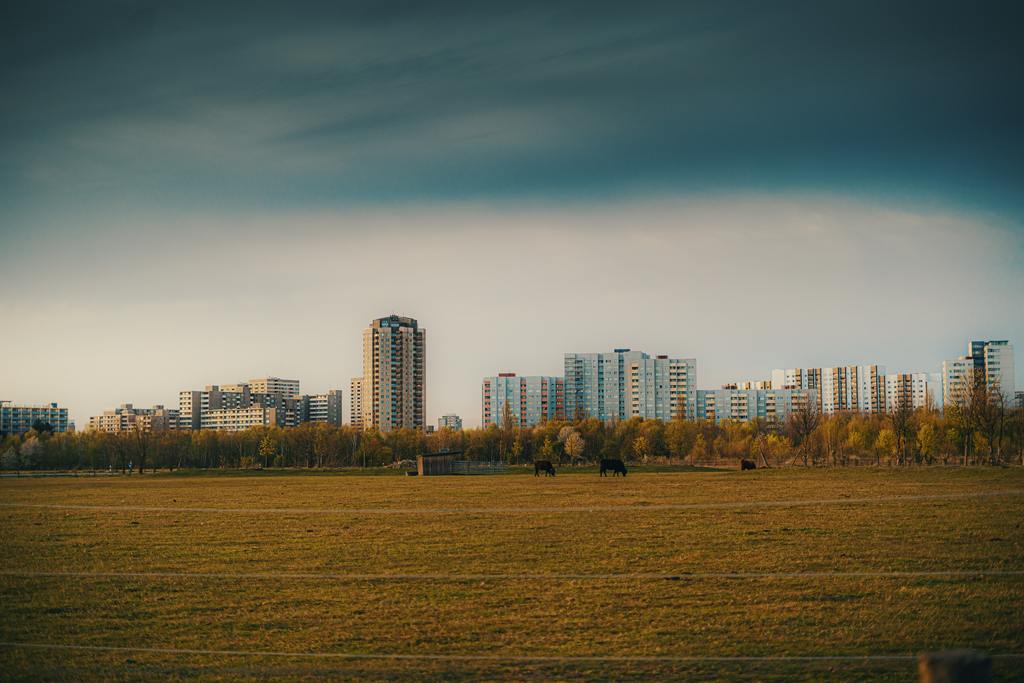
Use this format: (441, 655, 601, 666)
(600, 458, 627, 477)
(740, 459, 757, 471)
(534, 460, 556, 477)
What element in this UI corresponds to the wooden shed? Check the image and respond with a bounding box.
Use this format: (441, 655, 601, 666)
(417, 451, 462, 476)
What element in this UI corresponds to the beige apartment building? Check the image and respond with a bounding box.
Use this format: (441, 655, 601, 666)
(202, 406, 276, 431)
(88, 404, 179, 432)
(349, 377, 364, 428)
(355, 315, 426, 432)
(248, 377, 300, 396)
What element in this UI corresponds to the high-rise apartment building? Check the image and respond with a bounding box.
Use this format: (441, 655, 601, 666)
(818, 365, 886, 414)
(944, 340, 1016, 405)
(771, 365, 885, 414)
(972, 340, 1014, 401)
(438, 414, 463, 431)
(564, 349, 696, 422)
(883, 373, 940, 412)
(88, 404, 180, 432)
(482, 374, 564, 427)
(355, 315, 426, 432)
(0, 401, 70, 434)
(349, 378, 364, 428)
(696, 388, 817, 424)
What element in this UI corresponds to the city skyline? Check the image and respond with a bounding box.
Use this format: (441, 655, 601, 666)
(4, 327, 1018, 430)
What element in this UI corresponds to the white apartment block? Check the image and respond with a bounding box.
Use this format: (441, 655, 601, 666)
(202, 406, 275, 431)
(772, 366, 885, 414)
(944, 340, 1016, 405)
(818, 365, 886, 414)
(696, 388, 817, 424)
(482, 374, 564, 427)
(629, 355, 696, 421)
(942, 356, 975, 405)
(770, 368, 822, 392)
(564, 349, 696, 422)
(883, 373, 932, 412)
(975, 340, 1015, 401)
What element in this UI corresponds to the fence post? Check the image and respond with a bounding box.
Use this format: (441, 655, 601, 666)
(918, 650, 991, 683)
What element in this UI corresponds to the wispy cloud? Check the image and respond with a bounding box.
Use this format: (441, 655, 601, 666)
(2, 2, 1022, 216)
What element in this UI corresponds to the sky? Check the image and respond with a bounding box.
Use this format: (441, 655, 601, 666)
(1, 1, 1022, 427)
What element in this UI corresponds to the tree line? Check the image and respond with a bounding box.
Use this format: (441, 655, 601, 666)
(3, 400, 1022, 472)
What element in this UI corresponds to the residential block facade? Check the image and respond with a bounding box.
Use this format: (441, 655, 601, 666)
(301, 390, 344, 426)
(696, 388, 817, 423)
(883, 373, 936, 412)
(202, 406, 277, 431)
(943, 340, 1016, 405)
(0, 401, 70, 434)
(482, 374, 564, 427)
(818, 365, 886, 414)
(770, 368, 822, 392)
(564, 349, 696, 422)
(771, 365, 887, 414)
(248, 377, 301, 397)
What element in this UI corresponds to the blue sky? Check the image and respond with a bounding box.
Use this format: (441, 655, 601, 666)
(1, 1, 1022, 425)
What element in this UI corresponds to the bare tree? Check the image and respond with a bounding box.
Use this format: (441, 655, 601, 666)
(945, 370, 988, 465)
(129, 423, 152, 474)
(974, 382, 1008, 465)
(820, 412, 847, 467)
(888, 395, 915, 466)
(786, 402, 820, 466)
(1007, 405, 1024, 466)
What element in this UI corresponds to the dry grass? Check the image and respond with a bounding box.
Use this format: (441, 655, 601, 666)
(1, 467, 1023, 681)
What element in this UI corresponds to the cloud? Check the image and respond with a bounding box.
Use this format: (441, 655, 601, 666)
(1, 1, 1022, 217)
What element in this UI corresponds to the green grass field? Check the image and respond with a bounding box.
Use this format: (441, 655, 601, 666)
(2, 467, 1023, 681)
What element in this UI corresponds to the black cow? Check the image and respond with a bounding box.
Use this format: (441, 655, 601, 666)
(600, 458, 627, 477)
(534, 460, 556, 477)
(740, 459, 757, 471)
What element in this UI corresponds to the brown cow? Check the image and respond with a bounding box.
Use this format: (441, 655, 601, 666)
(740, 459, 756, 470)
